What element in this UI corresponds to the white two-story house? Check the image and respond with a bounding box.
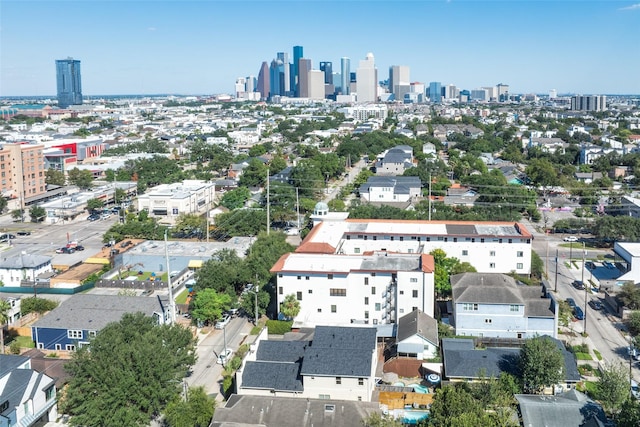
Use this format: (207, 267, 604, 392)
(451, 273, 558, 339)
(271, 252, 434, 328)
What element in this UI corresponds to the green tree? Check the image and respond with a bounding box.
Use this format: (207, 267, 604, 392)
(45, 168, 66, 186)
(280, 294, 301, 320)
(430, 249, 475, 297)
(86, 198, 105, 213)
(239, 158, 268, 188)
(214, 209, 267, 237)
(239, 287, 270, 322)
(220, 187, 251, 210)
(361, 412, 404, 427)
(620, 286, 640, 311)
(173, 213, 207, 236)
(595, 362, 630, 416)
(0, 197, 6, 214)
(627, 310, 640, 337)
(20, 297, 58, 315)
(531, 251, 544, 280)
(617, 398, 640, 427)
(269, 155, 287, 174)
(61, 313, 196, 427)
(428, 384, 486, 426)
(525, 158, 560, 188)
(164, 386, 215, 427)
(0, 299, 10, 354)
(11, 209, 24, 221)
(194, 249, 246, 296)
(67, 167, 94, 189)
(29, 205, 46, 222)
(520, 336, 565, 394)
(191, 289, 232, 325)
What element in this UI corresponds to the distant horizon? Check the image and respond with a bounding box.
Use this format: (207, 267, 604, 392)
(2, 1, 640, 96)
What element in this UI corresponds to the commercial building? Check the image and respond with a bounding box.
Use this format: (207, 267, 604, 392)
(571, 95, 607, 111)
(292, 45, 304, 96)
(428, 82, 442, 104)
(257, 61, 270, 100)
(55, 58, 83, 108)
(0, 142, 46, 202)
(356, 53, 378, 103)
(136, 180, 216, 224)
(307, 70, 325, 100)
(297, 59, 312, 98)
(340, 57, 351, 95)
(389, 66, 410, 101)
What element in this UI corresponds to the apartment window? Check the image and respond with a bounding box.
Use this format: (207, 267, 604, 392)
(66, 344, 76, 351)
(489, 263, 496, 269)
(408, 248, 414, 254)
(371, 272, 376, 277)
(305, 276, 310, 280)
(346, 235, 351, 240)
(279, 287, 283, 295)
(45, 386, 55, 401)
(463, 303, 479, 311)
(510, 305, 520, 312)
(517, 251, 523, 257)
(462, 250, 468, 256)
(375, 303, 381, 311)
(318, 308, 322, 312)
(331, 305, 337, 313)
(319, 394, 331, 399)
(412, 290, 418, 298)
(364, 297, 369, 305)
(330, 288, 347, 297)
(364, 311, 369, 319)
(399, 309, 405, 314)
(354, 248, 361, 254)
(412, 306, 418, 312)
(485, 319, 492, 324)
(490, 251, 496, 257)
(373, 236, 377, 240)
(278, 273, 283, 278)
(336, 377, 342, 385)
(399, 290, 404, 295)
(480, 238, 485, 243)
(297, 275, 301, 280)
(517, 263, 523, 269)
(410, 278, 418, 283)
(308, 289, 313, 294)
(364, 277, 369, 285)
(88, 331, 97, 338)
(327, 274, 334, 280)
(371, 287, 376, 295)
(358, 378, 364, 386)
(296, 292, 302, 300)
(67, 330, 83, 339)
(55, 344, 62, 351)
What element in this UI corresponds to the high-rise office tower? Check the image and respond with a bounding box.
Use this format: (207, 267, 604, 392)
(269, 59, 283, 97)
(549, 89, 557, 99)
(340, 57, 350, 95)
(319, 62, 333, 85)
(497, 83, 509, 101)
(292, 45, 303, 96)
(257, 61, 270, 100)
(571, 95, 606, 111)
(428, 82, 442, 104)
(445, 84, 459, 100)
(246, 75, 256, 93)
(308, 70, 325, 100)
(55, 57, 83, 108)
(482, 86, 498, 101)
(356, 53, 377, 103)
(298, 58, 312, 98)
(276, 52, 291, 95)
(389, 65, 410, 101)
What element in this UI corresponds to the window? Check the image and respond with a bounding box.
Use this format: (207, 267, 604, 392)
(55, 344, 62, 350)
(462, 250, 468, 256)
(330, 288, 347, 297)
(319, 394, 331, 399)
(279, 286, 283, 295)
(364, 311, 369, 319)
(364, 277, 369, 285)
(306, 276, 310, 280)
(410, 278, 418, 283)
(331, 305, 337, 313)
(412, 306, 418, 312)
(399, 290, 404, 295)
(371, 272, 376, 277)
(88, 331, 97, 338)
(278, 273, 283, 278)
(67, 330, 83, 339)
(308, 289, 313, 294)
(490, 251, 496, 257)
(375, 303, 381, 311)
(297, 275, 301, 280)
(371, 287, 376, 295)
(485, 319, 492, 324)
(336, 377, 342, 384)
(66, 344, 76, 351)
(510, 305, 519, 312)
(358, 378, 364, 385)
(45, 386, 55, 401)
(517, 251, 523, 257)
(318, 308, 322, 312)
(364, 297, 369, 305)
(463, 303, 479, 311)
(354, 248, 361, 254)
(517, 263, 523, 269)
(327, 274, 334, 280)
(296, 292, 302, 300)
(412, 290, 418, 298)
(489, 263, 496, 269)
(399, 309, 404, 314)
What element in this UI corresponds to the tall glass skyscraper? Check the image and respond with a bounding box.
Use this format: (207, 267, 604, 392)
(319, 62, 333, 85)
(429, 81, 442, 104)
(292, 45, 303, 96)
(340, 57, 350, 95)
(56, 57, 83, 108)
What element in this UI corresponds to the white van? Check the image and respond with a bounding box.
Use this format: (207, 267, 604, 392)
(215, 314, 231, 329)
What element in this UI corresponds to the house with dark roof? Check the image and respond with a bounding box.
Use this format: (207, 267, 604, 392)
(31, 294, 169, 351)
(210, 394, 380, 427)
(0, 253, 52, 288)
(395, 309, 438, 359)
(375, 146, 415, 176)
(237, 326, 378, 402)
(359, 176, 421, 204)
(0, 354, 57, 427)
(451, 273, 558, 339)
(516, 389, 608, 427)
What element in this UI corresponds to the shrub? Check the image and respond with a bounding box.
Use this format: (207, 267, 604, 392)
(222, 375, 234, 395)
(20, 297, 58, 316)
(236, 343, 250, 360)
(266, 320, 293, 335)
(9, 341, 21, 355)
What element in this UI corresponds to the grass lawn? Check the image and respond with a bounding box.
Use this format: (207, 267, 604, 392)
(11, 335, 35, 348)
(575, 352, 592, 360)
(579, 381, 598, 397)
(593, 349, 603, 361)
(176, 289, 189, 304)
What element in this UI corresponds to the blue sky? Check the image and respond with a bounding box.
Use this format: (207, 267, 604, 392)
(1, 0, 639, 96)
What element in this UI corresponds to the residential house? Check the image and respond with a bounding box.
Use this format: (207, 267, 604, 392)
(270, 252, 435, 328)
(211, 394, 379, 427)
(237, 326, 378, 402)
(422, 142, 436, 158)
(528, 137, 566, 154)
(451, 273, 557, 339)
(31, 294, 170, 351)
(375, 145, 415, 176)
(269, 166, 293, 185)
(516, 389, 608, 427)
(580, 145, 625, 165)
(0, 254, 52, 289)
(619, 196, 640, 219)
(359, 176, 421, 204)
(443, 184, 478, 207)
(395, 309, 439, 360)
(3, 296, 21, 325)
(0, 354, 57, 427)
(574, 172, 603, 184)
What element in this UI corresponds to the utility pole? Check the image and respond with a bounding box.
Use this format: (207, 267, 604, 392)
(255, 274, 259, 325)
(164, 229, 175, 324)
(428, 172, 432, 221)
(545, 234, 549, 279)
(266, 168, 270, 235)
(296, 187, 300, 229)
(554, 248, 559, 293)
(583, 242, 587, 334)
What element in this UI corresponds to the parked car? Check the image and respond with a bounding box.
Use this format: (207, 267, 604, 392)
(216, 348, 233, 365)
(16, 231, 31, 236)
(573, 306, 585, 320)
(55, 247, 75, 254)
(120, 240, 132, 248)
(564, 236, 578, 242)
(572, 280, 585, 290)
(589, 300, 603, 310)
(215, 314, 231, 329)
(632, 380, 640, 399)
(88, 214, 100, 221)
(566, 298, 577, 309)
(74, 245, 85, 251)
(101, 213, 111, 219)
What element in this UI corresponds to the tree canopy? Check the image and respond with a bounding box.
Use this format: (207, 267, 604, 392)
(519, 336, 565, 394)
(595, 362, 630, 416)
(61, 313, 196, 427)
(163, 386, 215, 427)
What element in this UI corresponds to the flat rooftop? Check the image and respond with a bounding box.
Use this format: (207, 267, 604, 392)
(126, 237, 253, 259)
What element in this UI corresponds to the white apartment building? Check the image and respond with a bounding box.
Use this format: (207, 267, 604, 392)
(307, 70, 325, 101)
(271, 252, 434, 328)
(338, 104, 388, 121)
(296, 218, 532, 275)
(137, 180, 216, 224)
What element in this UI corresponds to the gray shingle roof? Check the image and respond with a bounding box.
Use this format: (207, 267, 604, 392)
(516, 389, 607, 427)
(442, 338, 520, 379)
(256, 340, 309, 363)
(0, 354, 29, 378)
(32, 294, 167, 331)
(241, 361, 303, 392)
(0, 253, 51, 269)
(396, 309, 438, 346)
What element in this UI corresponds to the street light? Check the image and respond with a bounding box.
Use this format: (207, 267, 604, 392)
(164, 228, 176, 324)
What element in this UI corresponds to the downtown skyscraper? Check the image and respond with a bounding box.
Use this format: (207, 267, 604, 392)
(356, 53, 377, 103)
(340, 57, 350, 95)
(292, 45, 303, 97)
(55, 57, 83, 108)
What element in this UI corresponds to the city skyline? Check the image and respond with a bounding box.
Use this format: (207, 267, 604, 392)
(1, 0, 640, 97)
